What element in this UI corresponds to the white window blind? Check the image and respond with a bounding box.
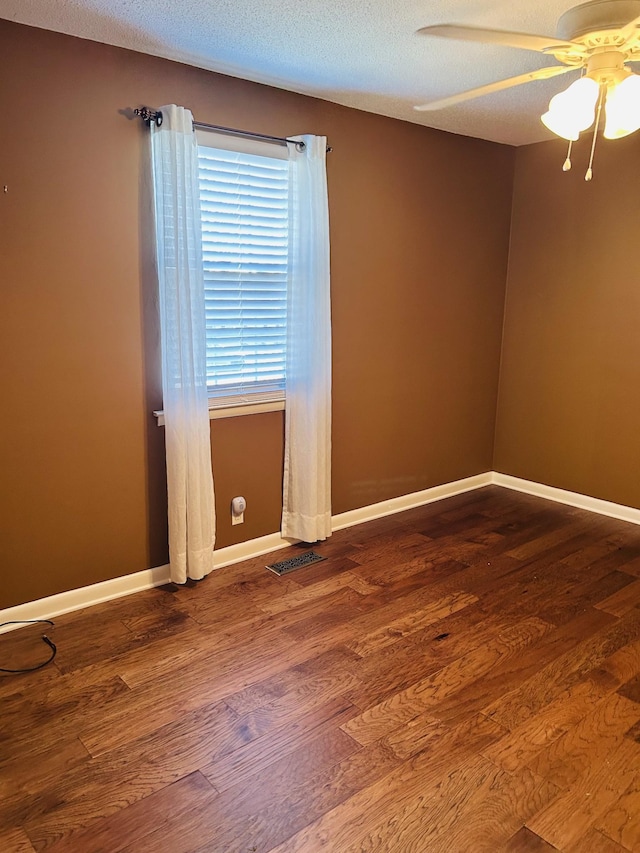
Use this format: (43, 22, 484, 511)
(197, 134, 289, 405)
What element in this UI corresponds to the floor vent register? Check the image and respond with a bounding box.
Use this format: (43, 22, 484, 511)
(266, 550, 326, 576)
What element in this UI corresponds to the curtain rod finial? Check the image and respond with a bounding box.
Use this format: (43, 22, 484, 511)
(134, 106, 163, 126)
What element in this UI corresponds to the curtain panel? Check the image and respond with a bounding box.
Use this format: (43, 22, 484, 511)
(151, 104, 216, 583)
(281, 135, 332, 543)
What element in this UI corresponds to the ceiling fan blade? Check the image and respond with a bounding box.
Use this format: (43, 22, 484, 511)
(621, 14, 640, 40)
(417, 24, 581, 55)
(414, 65, 576, 112)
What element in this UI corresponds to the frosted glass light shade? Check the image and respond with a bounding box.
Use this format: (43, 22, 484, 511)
(541, 77, 599, 140)
(604, 74, 640, 139)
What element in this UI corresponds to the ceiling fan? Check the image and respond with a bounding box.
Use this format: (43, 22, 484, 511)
(415, 0, 640, 177)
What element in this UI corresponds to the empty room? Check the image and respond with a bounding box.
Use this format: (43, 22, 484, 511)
(2, 1, 640, 850)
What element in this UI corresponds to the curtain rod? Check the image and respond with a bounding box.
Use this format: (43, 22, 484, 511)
(134, 107, 332, 153)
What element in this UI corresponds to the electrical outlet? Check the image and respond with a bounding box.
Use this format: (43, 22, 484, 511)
(231, 496, 246, 525)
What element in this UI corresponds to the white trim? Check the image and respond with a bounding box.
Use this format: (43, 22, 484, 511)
(196, 128, 289, 159)
(0, 565, 172, 634)
(5, 470, 640, 632)
(154, 399, 284, 426)
(0, 472, 490, 631)
(332, 473, 493, 531)
(491, 472, 640, 526)
(0, 533, 297, 633)
(208, 400, 285, 421)
(214, 531, 293, 566)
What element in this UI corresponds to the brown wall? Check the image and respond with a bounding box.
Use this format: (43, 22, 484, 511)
(0, 20, 514, 608)
(494, 133, 640, 508)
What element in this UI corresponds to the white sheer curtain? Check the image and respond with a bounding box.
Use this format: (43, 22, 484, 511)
(151, 104, 216, 583)
(281, 135, 332, 543)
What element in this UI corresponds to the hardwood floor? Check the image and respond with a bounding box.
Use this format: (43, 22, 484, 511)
(2, 485, 640, 852)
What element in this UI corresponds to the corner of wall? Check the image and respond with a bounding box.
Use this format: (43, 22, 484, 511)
(491, 144, 519, 473)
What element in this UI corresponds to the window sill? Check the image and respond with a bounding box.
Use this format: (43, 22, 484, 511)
(154, 398, 285, 426)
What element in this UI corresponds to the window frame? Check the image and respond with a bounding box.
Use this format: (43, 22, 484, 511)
(196, 129, 290, 416)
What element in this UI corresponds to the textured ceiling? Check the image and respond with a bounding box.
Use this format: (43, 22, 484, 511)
(0, 0, 595, 146)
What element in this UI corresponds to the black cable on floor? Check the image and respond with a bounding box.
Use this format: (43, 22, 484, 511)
(0, 619, 57, 673)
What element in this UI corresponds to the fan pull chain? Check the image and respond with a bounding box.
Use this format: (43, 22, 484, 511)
(585, 85, 605, 181)
(563, 66, 588, 173)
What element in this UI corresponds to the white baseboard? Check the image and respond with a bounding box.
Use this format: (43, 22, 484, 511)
(0, 565, 171, 634)
(331, 472, 493, 530)
(0, 472, 491, 631)
(213, 531, 293, 567)
(492, 472, 640, 526)
(4, 470, 639, 631)
(0, 533, 294, 634)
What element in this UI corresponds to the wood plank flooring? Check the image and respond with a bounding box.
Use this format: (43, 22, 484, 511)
(2, 485, 640, 851)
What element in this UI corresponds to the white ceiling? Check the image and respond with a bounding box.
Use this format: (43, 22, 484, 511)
(0, 0, 592, 146)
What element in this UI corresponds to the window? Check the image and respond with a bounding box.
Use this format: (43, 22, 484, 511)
(197, 131, 289, 408)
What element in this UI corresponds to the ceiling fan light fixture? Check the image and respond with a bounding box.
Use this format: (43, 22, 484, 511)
(603, 73, 640, 137)
(540, 76, 600, 140)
